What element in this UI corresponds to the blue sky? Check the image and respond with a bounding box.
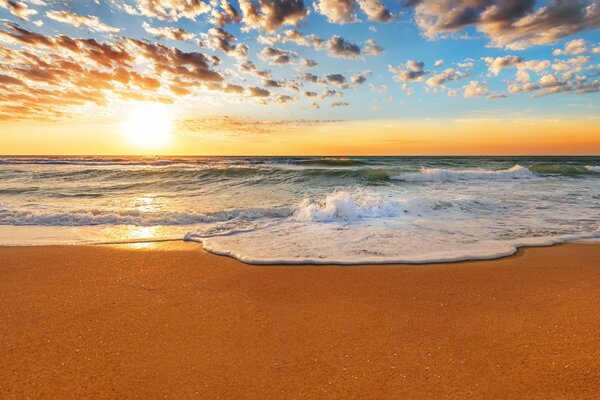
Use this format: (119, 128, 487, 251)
(0, 0, 599, 124)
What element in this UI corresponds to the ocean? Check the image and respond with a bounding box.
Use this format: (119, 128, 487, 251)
(1, 156, 599, 264)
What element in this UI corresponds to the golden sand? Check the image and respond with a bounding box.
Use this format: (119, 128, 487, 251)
(1, 242, 600, 399)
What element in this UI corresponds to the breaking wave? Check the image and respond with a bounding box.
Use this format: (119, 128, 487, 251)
(391, 165, 535, 182)
(586, 166, 600, 173)
(2, 156, 600, 264)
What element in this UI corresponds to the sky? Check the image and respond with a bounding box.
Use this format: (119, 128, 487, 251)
(0, 0, 599, 155)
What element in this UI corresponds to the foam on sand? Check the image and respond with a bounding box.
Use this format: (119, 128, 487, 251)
(185, 189, 600, 264)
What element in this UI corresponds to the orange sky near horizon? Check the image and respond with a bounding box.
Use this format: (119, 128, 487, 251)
(1, 117, 599, 156)
(2, 1, 600, 158)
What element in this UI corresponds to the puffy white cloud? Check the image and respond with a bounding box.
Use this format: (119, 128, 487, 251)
(357, 0, 392, 22)
(425, 68, 468, 87)
(200, 27, 248, 58)
(388, 60, 428, 82)
(259, 46, 297, 64)
(363, 38, 383, 55)
(351, 69, 371, 85)
(126, 0, 210, 21)
(553, 38, 588, 55)
(315, 0, 391, 24)
(208, 0, 241, 26)
(484, 55, 524, 75)
(484, 55, 550, 75)
(463, 80, 488, 98)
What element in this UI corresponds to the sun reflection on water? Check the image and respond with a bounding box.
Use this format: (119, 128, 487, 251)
(129, 194, 161, 213)
(124, 226, 159, 249)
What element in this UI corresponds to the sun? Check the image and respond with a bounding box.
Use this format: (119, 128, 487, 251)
(122, 103, 174, 148)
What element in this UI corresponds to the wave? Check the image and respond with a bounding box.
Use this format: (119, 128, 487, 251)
(291, 191, 518, 223)
(0, 207, 292, 226)
(4, 166, 394, 185)
(0, 190, 502, 227)
(293, 191, 412, 222)
(586, 166, 600, 173)
(529, 164, 595, 175)
(392, 165, 536, 182)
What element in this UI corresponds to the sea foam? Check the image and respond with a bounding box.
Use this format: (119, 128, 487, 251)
(586, 166, 600, 173)
(2, 156, 600, 264)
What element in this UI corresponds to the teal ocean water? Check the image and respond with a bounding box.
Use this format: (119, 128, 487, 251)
(1, 156, 599, 263)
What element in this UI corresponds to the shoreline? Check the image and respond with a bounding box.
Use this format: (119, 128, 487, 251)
(2, 236, 600, 266)
(2, 242, 600, 398)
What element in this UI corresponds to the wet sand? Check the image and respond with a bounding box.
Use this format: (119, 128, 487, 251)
(1, 242, 600, 399)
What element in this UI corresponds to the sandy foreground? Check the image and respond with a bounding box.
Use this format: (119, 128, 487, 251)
(1, 242, 600, 399)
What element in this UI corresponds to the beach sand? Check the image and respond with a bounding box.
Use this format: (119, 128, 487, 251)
(1, 242, 600, 399)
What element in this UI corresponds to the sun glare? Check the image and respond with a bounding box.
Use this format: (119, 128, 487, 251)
(122, 103, 174, 148)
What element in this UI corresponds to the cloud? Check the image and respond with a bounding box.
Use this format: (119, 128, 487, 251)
(274, 93, 298, 103)
(331, 101, 349, 107)
(127, 38, 224, 81)
(325, 35, 361, 58)
(388, 60, 428, 82)
(259, 29, 382, 58)
(208, 0, 241, 26)
(302, 58, 317, 67)
(484, 55, 551, 75)
(358, 0, 392, 22)
(239, 0, 309, 32)
(259, 46, 297, 64)
(369, 83, 388, 93)
(484, 55, 524, 75)
(223, 83, 245, 94)
(553, 38, 588, 55)
(0, 22, 245, 120)
(425, 68, 468, 87)
(504, 51, 598, 96)
(0, 0, 37, 20)
(463, 80, 488, 98)
(0, 72, 24, 85)
(237, 59, 272, 78)
(181, 115, 343, 135)
(315, 0, 392, 24)
(320, 88, 343, 98)
(247, 86, 271, 97)
(123, 0, 210, 21)
(142, 21, 194, 41)
(315, 0, 357, 23)
(200, 27, 248, 58)
(46, 11, 121, 33)
(300, 72, 321, 84)
(325, 73, 346, 86)
(351, 69, 371, 85)
(363, 38, 383, 55)
(407, 0, 600, 49)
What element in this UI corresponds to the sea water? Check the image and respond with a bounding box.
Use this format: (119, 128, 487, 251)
(1, 156, 599, 263)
